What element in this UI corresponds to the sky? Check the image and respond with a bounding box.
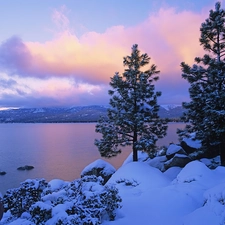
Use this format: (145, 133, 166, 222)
(0, 0, 221, 108)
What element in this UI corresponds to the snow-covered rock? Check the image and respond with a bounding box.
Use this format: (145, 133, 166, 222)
(166, 144, 187, 159)
(164, 154, 191, 171)
(81, 159, 116, 184)
(200, 156, 220, 169)
(147, 155, 167, 171)
(180, 134, 202, 155)
(182, 137, 202, 149)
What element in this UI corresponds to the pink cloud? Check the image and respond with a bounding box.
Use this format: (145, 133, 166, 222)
(31, 7, 206, 80)
(0, 6, 210, 106)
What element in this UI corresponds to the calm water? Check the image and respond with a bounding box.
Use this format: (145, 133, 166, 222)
(0, 123, 185, 194)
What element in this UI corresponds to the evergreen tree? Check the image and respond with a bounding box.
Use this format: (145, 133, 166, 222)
(95, 44, 167, 162)
(179, 2, 225, 165)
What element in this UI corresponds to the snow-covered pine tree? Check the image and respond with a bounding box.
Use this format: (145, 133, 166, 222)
(179, 2, 225, 165)
(95, 44, 167, 162)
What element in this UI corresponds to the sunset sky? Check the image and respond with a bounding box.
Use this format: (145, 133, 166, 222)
(0, 0, 220, 108)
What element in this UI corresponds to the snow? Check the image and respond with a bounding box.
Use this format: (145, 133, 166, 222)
(163, 166, 182, 180)
(32, 108, 45, 113)
(166, 144, 183, 155)
(2, 157, 225, 224)
(183, 137, 202, 149)
(160, 104, 181, 111)
(102, 160, 225, 225)
(173, 161, 214, 186)
(122, 151, 149, 165)
(109, 162, 170, 190)
(4, 219, 35, 225)
(81, 159, 116, 177)
(147, 155, 167, 171)
(48, 179, 69, 192)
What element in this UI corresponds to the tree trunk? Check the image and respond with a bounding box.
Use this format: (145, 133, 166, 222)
(133, 130, 138, 162)
(133, 146, 138, 162)
(220, 142, 225, 166)
(0, 202, 3, 221)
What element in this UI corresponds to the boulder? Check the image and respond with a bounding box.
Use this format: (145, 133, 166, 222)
(0, 171, 6, 175)
(81, 159, 116, 185)
(164, 154, 191, 170)
(148, 155, 167, 172)
(166, 144, 187, 160)
(17, 165, 34, 171)
(181, 137, 220, 159)
(181, 137, 202, 154)
(180, 140, 198, 154)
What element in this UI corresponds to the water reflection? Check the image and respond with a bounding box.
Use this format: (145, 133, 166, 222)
(0, 122, 185, 194)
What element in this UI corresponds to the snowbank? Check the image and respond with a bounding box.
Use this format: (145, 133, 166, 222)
(102, 160, 225, 225)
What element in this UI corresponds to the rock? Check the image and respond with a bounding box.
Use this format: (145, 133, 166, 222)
(0, 171, 6, 175)
(164, 154, 191, 170)
(81, 159, 116, 185)
(180, 136, 201, 154)
(17, 165, 34, 171)
(180, 140, 198, 154)
(148, 155, 168, 171)
(181, 137, 219, 159)
(166, 144, 187, 160)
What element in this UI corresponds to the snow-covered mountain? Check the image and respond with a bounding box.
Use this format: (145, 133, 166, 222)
(0, 105, 184, 123)
(159, 105, 184, 119)
(160, 104, 182, 111)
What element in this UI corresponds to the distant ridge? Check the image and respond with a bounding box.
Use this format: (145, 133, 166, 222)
(160, 104, 182, 111)
(0, 105, 184, 123)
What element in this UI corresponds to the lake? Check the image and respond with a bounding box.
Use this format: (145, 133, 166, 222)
(0, 122, 185, 194)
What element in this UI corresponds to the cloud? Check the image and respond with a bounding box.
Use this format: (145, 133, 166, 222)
(0, 36, 32, 76)
(1, 7, 206, 78)
(51, 5, 70, 32)
(0, 72, 109, 108)
(0, 5, 210, 107)
(0, 77, 17, 89)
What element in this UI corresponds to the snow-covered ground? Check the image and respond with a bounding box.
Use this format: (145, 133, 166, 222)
(1, 153, 225, 225)
(102, 158, 225, 225)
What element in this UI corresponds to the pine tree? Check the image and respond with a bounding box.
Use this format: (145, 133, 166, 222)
(95, 44, 168, 162)
(179, 2, 225, 165)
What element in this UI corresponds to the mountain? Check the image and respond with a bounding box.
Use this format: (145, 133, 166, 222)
(0, 105, 184, 123)
(159, 105, 185, 119)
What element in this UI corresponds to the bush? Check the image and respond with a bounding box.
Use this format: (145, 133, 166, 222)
(2, 179, 48, 217)
(1, 176, 122, 225)
(30, 202, 52, 224)
(116, 178, 139, 187)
